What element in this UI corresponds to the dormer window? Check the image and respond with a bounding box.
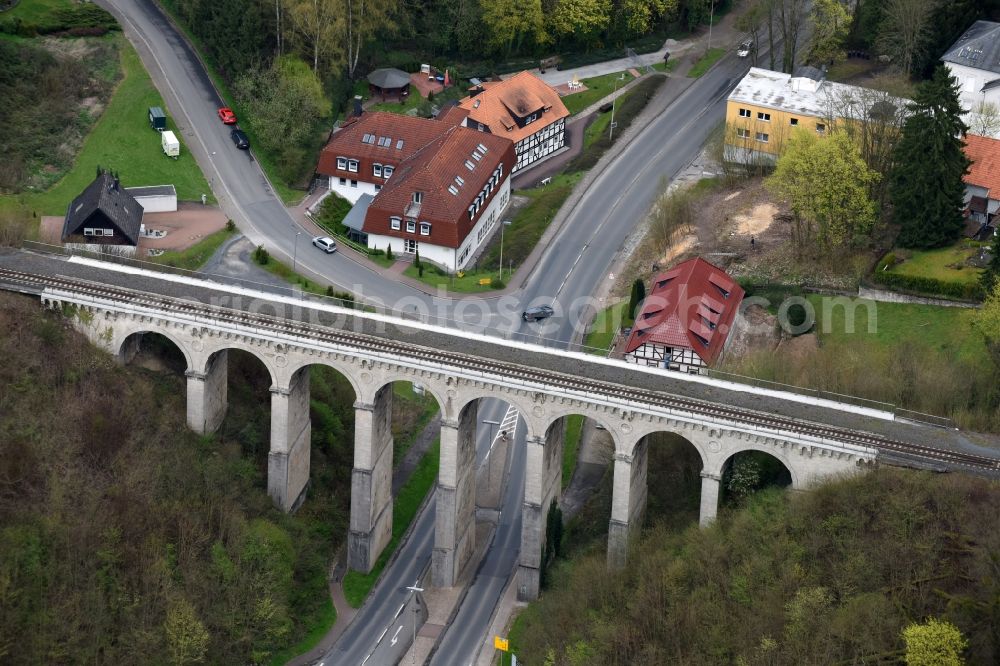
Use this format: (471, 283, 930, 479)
(468, 205, 475, 220)
(412, 191, 423, 204)
(348, 159, 359, 172)
(373, 163, 383, 177)
(420, 222, 431, 236)
(390, 216, 401, 230)
(336, 157, 347, 170)
(384, 165, 394, 179)
(525, 112, 538, 125)
(406, 219, 416, 233)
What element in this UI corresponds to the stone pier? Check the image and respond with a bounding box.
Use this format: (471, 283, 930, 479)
(607, 437, 648, 569)
(517, 417, 565, 601)
(699, 471, 722, 526)
(186, 350, 227, 434)
(433, 401, 477, 587)
(348, 384, 394, 573)
(268, 366, 311, 512)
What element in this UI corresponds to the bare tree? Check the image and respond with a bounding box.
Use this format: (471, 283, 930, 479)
(876, 0, 937, 76)
(283, 0, 343, 71)
(776, 0, 808, 73)
(821, 75, 911, 208)
(969, 100, 1000, 137)
(345, 0, 397, 79)
(736, 0, 768, 67)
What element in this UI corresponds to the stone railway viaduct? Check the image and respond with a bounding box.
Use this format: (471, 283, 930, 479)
(1, 250, 996, 601)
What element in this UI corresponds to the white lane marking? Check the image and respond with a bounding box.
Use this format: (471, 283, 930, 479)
(391, 625, 403, 646)
(483, 405, 519, 464)
(377, 627, 388, 643)
(394, 603, 406, 619)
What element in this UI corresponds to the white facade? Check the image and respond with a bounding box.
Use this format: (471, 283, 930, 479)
(327, 176, 381, 204)
(513, 118, 566, 172)
(365, 175, 511, 272)
(945, 61, 1000, 113)
(125, 185, 177, 213)
(626, 343, 707, 375)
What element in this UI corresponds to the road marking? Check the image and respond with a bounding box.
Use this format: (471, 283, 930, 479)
(391, 625, 403, 646)
(483, 405, 519, 464)
(394, 603, 406, 619)
(378, 627, 388, 643)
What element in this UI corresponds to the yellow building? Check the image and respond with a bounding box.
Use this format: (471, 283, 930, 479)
(725, 66, 869, 165)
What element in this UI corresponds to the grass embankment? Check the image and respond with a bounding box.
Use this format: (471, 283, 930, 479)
(725, 294, 998, 430)
(403, 263, 506, 292)
(2, 0, 72, 22)
(562, 71, 634, 115)
(156, 0, 303, 204)
(687, 47, 726, 78)
(584, 300, 627, 354)
(153, 227, 234, 270)
(561, 414, 585, 488)
(312, 193, 394, 268)
(341, 439, 441, 607)
(511, 467, 1000, 664)
(0, 36, 213, 216)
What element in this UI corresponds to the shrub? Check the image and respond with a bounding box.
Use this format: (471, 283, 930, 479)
(870, 269, 984, 300)
(225, 219, 236, 232)
(386, 245, 393, 261)
(492, 279, 506, 289)
(252, 245, 269, 265)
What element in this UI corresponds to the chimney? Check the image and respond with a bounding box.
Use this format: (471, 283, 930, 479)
(354, 95, 363, 117)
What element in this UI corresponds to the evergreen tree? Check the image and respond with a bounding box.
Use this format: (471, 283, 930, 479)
(981, 231, 1000, 291)
(889, 66, 970, 249)
(628, 278, 646, 322)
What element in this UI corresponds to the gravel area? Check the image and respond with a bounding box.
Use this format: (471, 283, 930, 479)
(3, 248, 997, 461)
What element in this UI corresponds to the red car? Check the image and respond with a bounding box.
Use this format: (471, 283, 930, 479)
(217, 107, 237, 124)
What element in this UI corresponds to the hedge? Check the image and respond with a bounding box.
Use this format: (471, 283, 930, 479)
(871, 256, 985, 301)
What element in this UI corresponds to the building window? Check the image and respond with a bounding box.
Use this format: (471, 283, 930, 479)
(816, 123, 826, 134)
(412, 191, 423, 204)
(384, 165, 394, 179)
(375, 184, 381, 191)
(390, 217, 401, 230)
(755, 132, 769, 143)
(420, 222, 431, 236)
(448, 185, 459, 195)
(404, 238, 417, 253)
(736, 128, 750, 139)
(350, 179, 358, 187)
(339, 177, 347, 186)
(348, 159, 359, 172)
(83, 227, 95, 236)
(525, 112, 538, 124)
(406, 219, 416, 233)
(336, 157, 347, 170)
(373, 163, 383, 177)
(465, 160, 475, 171)
(739, 108, 751, 118)
(757, 111, 771, 121)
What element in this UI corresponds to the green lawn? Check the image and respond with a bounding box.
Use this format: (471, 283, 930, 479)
(886, 243, 985, 286)
(403, 263, 504, 293)
(584, 301, 627, 354)
(687, 48, 726, 78)
(266, 599, 335, 666)
(254, 253, 358, 302)
(2, 0, 73, 22)
(342, 439, 440, 607)
(152, 228, 234, 271)
(562, 71, 634, 115)
(807, 294, 988, 365)
(561, 414, 584, 488)
(584, 106, 615, 149)
(651, 59, 680, 73)
(0, 36, 213, 217)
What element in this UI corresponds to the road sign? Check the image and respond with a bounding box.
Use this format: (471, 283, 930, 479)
(494, 636, 509, 652)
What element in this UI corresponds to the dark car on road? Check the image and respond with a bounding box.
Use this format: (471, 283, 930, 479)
(521, 305, 554, 322)
(230, 128, 250, 150)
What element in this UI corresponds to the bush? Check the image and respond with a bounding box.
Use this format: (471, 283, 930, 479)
(252, 245, 269, 265)
(386, 245, 394, 261)
(225, 219, 236, 232)
(492, 279, 506, 289)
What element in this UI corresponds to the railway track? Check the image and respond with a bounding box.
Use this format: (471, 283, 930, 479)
(3, 266, 998, 473)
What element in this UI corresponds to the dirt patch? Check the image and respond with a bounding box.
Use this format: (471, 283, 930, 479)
(734, 202, 778, 236)
(776, 332, 819, 361)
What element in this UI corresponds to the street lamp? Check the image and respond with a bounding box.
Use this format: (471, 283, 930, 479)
(405, 584, 424, 665)
(707, 0, 715, 52)
(293, 230, 302, 274)
(609, 73, 627, 142)
(498, 220, 512, 280)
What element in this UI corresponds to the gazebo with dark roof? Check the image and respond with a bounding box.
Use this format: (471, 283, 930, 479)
(367, 68, 410, 101)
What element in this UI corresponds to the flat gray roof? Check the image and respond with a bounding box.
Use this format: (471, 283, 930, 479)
(125, 185, 176, 198)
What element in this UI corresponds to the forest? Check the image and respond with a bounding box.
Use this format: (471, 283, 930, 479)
(511, 436, 1000, 665)
(0, 290, 430, 664)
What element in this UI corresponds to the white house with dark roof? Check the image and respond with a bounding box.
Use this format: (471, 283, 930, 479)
(941, 20, 1000, 114)
(62, 171, 144, 256)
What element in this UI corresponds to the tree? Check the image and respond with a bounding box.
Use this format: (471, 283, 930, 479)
(876, 0, 935, 76)
(164, 599, 210, 665)
(806, 0, 850, 65)
(821, 75, 910, 208)
(902, 618, 967, 666)
(974, 274, 1000, 368)
(767, 129, 879, 251)
(344, 0, 397, 79)
(981, 233, 1000, 291)
(969, 100, 1000, 138)
(736, 0, 768, 65)
(889, 67, 970, 249)
(480, 0, 546, 56)
(774, 0, 809, 72)
(283, 0, 343, 71)
(548, 0, 612, 44)
(628, 278, 646, 322)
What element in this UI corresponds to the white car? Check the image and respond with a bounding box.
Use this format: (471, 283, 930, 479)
(737, 39, 753, 58)
(312, 236, 337, 253)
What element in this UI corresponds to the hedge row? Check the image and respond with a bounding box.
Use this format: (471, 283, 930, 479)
(871, 256, 985, 301)
(0, 4, 119, 37)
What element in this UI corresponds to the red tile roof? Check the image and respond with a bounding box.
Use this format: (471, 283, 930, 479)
(362, 126, 516, 248)
(964, 133, 1000, 198)
(316, 112, 454, 176)
(457, 71, 569, 144)
(623, 258, 745, 366)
